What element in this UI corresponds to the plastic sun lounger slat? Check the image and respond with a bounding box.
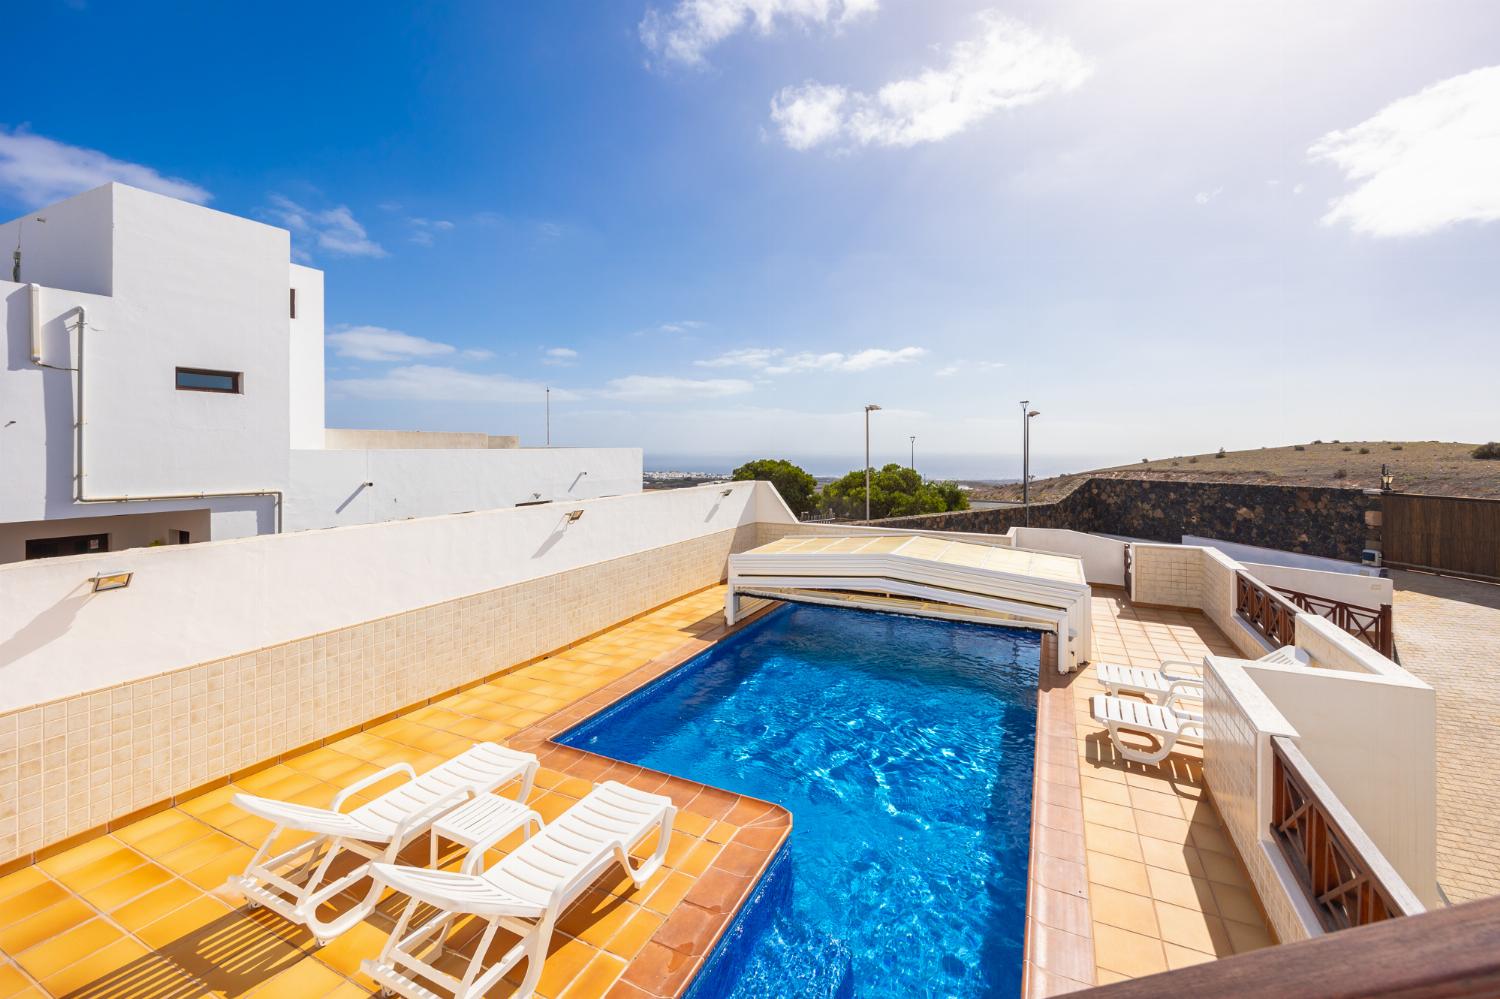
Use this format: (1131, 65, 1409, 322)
(365, 780, 677, 999)
(227, 741, 538, 944)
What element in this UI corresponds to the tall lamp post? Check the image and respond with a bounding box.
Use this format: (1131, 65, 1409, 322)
(864, 404, 882, 521)
(909, 435, 916, 473)
(1020, 401, 1040, 525)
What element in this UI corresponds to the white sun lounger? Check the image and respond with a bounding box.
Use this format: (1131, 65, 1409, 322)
(1091, 693, 1204, 765)
(1095, 645, 1310, 703)
(363, 779, 676, 999)
(228, 742, 539, 944)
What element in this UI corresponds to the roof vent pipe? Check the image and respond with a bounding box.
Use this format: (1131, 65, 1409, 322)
(28, 283, 42, 364)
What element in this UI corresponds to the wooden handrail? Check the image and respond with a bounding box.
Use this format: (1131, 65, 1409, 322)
(1235, 572, 1298, 648)
(1270, 736, 1423, 931)
(1274, 585, 1394, 658)
(1075, 893, 1500, 998)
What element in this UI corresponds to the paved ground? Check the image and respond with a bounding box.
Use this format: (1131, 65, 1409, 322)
(1050, 594, 1272, 992)
(1390, 569, 1500, 904)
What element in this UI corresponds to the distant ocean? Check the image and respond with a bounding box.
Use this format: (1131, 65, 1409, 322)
(644, 453, 1125, 482)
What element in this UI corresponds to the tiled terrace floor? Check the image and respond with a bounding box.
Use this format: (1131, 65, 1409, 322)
(1057, 592, 1274, 988)
(1390, 569, 1500, 903)
(0, 585, 1276, 999)
(0, 588, 782, 999)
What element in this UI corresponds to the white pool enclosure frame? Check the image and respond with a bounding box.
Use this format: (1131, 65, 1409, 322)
(727, 535, 1093, 672)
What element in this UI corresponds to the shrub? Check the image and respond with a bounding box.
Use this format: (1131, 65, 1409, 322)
(1141, 458, 1148, 464)
(1215, 448, 1226, 458)
(1358, 447, 1370, 454)
(820, 464, 969, 520)
(1188, 455, 1199, 463)
(1341, 445, 1352, 452)
(1312, 439, 1323, 444)
(732, 458, 819, 517)
(1293, 445, 1306, 451)
(1391, 444, 1403, 451)
(1474, 442, 1500, 460)
(1332, 468, 1348, 480)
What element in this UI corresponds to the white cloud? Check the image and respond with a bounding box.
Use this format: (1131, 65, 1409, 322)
(634, 320, 706, 336)
(770, 12, 1090, 151)
(327, 325, 457, 362)
(544, 346, 579, 366)
(407, 216, 455, 246)
(696, 345, 926, 374)
(935, 359, 1004, 377)
(0, 127, 210, 206)
(1310, 65, 1500, 237)
(641, 0, 877, 67)
(602, 375, 754, 401)
(331, 364, 568, 403)
(1194, 186, 1224, 205)
(462, 347, 496, 360)
(267, 194, 386, 258)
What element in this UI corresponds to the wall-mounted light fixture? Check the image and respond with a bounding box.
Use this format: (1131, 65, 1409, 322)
(361, 481, 374, 488)
(91, 570, 133, 593)
(720, 488, 733, 497)
(565, 509, 585, 523)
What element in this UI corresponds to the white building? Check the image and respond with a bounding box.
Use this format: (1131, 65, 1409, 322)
(0, 183, 639, 563)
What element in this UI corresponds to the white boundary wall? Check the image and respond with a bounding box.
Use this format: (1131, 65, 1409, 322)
(0, 482, 795, 712)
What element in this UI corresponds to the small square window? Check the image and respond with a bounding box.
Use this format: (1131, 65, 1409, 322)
(175, 367, 242, 393)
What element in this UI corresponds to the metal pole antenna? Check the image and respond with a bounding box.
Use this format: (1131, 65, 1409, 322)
(545, 387, 550, 447)
(863, 403, 881, 521)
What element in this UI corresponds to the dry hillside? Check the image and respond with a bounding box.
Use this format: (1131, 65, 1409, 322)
(976, 441, 1500, 503)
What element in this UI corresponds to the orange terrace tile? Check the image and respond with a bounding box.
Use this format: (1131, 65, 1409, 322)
(0, 588, 787, 999)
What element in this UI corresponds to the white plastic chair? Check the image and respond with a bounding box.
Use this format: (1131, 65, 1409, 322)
(228, 742, 538, 944)
(1091, 691, 1204, 765)
(1095, 645, 1309, 703)
(363, 779, 676, 999)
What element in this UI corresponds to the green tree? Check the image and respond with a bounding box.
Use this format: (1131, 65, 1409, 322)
(731, 458, 819, 517)
(819, 464, 971, 520)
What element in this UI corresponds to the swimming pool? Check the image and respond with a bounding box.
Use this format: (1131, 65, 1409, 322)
(559, 603, 1039, 998)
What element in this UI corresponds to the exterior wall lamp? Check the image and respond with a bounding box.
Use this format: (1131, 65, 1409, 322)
(565, 509, 585, 523)
(720, 488, 733, 497)
(90, 571, 133, 592)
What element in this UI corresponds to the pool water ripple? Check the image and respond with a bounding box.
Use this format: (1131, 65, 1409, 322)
(561, 603, 1039, 998)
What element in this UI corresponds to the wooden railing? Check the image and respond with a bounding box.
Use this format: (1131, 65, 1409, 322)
(1273, 586, 1394, 658)
(1235, 572, 1298, 648)
(1270, 736, 1422, 932)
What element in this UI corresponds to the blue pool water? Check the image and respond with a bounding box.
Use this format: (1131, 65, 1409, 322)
(559, 603, 1038, 998)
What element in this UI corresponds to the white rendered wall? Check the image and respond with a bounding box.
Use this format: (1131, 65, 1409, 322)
(287, 263, 325, 450)
(284, 447, 643, 530)
(0, 184, 114, 296)
(91, 185, 291, 499)
(0, 481, 796, 711)
(1238, 561, 1393, 609)
(1184, 536, 1380, 577)
(1240, 656, 1439, 908)
(1011, 528, 1127, 587)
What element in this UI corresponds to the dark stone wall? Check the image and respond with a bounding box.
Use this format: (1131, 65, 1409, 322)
(872, 477, 1378, 561)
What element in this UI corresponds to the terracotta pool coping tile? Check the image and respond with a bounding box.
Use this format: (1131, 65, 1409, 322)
(503, 598, 793, 998)
(1024, 659, 1098, 997)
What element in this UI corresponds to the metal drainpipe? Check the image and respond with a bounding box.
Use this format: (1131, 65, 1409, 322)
(27, 289, 284, 532)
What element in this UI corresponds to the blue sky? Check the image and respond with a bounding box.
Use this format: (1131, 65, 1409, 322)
(6, 1, 1499, 477)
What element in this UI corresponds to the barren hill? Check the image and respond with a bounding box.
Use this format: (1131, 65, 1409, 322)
(976, 441, 1500, 503)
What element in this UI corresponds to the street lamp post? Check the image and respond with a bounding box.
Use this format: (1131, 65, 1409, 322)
(545, 387, 551, 446)
(864, 404, 882, 521)
(909, 435, 916, 473)
(1020, 401, 1040, 526)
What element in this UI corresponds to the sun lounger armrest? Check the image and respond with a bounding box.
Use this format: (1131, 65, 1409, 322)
(332, 762, 417, 812)
(1157, 658, 1204, 676)
(389, 786, 473, 844)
